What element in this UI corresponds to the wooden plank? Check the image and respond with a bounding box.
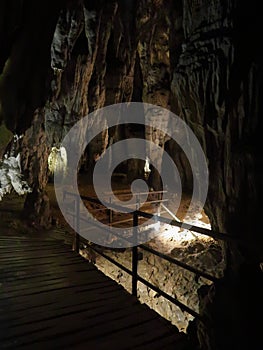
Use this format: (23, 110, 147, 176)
(0, 290, 137, 327)
(132, 331, 187, 350)
(0, 255, 84, 270)
(0, 245, 69, 253)
(0, 231, 187, 350)
(0, 274, 121, 300)
(0, 287, 123, 324)
(0, 270, 114, 295)
(0, 252, 76, 263)
(0, 265, 96, 283)
(1, 303, 159, 348)
(0, 280, 125, 308)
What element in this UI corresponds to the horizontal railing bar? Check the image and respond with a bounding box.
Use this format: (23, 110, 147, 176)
(65, 190, 210, 323)
(87, 245, 133, 276)
(106, 214, 163, 226)
(68, 208, 218, 281)
(82, 198, 168, 208)
(64, 191, 238, 242)
(87, 207, 108, 213)
(68, 210, 165, 227)
(135, 274, 202, 320)
(140, 244, 218, 283)
(65, 210, 135, 245)
(103, 190, 167, 196)
(136, 210, 236, 242)
(109, 217, 134, 226)
(143, 199, 169, 205)
(106, 200, 167, 209)
(84, 218, 135, 245)
(87, 243, 202, 321)
(103, 189, 132, 194)
(80, 195, 235, 242)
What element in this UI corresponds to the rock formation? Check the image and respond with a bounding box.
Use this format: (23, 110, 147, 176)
(0, 1, 262, 349)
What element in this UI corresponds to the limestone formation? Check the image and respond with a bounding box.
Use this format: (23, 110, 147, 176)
(0, 1, 262, 349)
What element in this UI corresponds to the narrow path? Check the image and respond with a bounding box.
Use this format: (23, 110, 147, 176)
(0, 233, 189, 350)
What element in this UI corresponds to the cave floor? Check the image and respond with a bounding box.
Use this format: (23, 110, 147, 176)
(0, 225, 189, 349)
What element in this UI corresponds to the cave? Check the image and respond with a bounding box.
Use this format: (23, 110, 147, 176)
(0, 1, 262, 349)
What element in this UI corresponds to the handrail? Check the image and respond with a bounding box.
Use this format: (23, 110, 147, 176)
(140, 244, 218, 283)
(103, 190, 167, 196)
(64, 190, 236, 242)
(63, 189, 222, 324)
(87, 243, 204, 320)
(86, 199, 168, 210)
(76, 194, 168, 208)
(64, 189, 260, 326)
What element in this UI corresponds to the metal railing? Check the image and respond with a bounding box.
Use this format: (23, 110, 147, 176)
(63, 190, 232, 323)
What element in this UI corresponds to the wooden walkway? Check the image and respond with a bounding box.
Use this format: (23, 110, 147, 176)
(0, 234, 188, 350)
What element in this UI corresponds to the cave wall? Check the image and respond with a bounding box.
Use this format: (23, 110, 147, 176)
(168, 1, 263, 348)
(0, 1, 262, 349)
(170, 0, 263, 265)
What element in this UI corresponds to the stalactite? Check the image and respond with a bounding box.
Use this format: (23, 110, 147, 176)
(0, 1, 262, 348)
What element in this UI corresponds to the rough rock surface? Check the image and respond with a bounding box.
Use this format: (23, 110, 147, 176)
(0, 153, 31, 201)
(81, 235, 224, 332)
(0, 1, 262, 349)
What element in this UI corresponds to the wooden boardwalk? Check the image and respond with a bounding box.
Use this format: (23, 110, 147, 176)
(0, 234, 188, 350)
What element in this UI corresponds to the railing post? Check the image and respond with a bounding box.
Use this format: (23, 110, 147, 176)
(132, 211, 138, 297)
(157, 192, 161, 216)
(109, 196, 113, 225)
(73, 195, 80, 253)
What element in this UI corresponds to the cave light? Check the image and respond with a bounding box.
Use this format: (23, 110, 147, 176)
(151, 211, 212, 252)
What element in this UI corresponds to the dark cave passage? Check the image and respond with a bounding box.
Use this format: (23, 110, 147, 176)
(0, 1, 263, 349)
